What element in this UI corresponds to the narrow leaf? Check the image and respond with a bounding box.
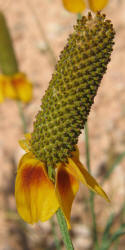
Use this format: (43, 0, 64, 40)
(103, 152, 125, 181)
(102, 214, 114, 241)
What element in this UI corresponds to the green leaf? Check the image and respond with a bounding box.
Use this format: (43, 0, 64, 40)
(100, 223, 125, 250)
(103, 152, 125, 181)
(99, 214, 114, 250)
(110, 224, 125, 243)
(102, 214, 114, 241)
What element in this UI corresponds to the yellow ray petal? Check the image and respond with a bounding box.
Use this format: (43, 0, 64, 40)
(18, 152, 34, 170)
(88, 0, 109, 12)
(15, 154, 59, 223)
(12, 73, 32, 103)
(3, 75, 17, 99)
(55, 164, 79, 228)
(67, 157, 110, 202)
(62, 0, 86, 13)
(71, 145, 79, 159)
(19, 133, 31, 153)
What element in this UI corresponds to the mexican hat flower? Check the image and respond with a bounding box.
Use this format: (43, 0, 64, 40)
(62, 0, 109, 13)
(0, 12, 32, 103)
(15, 12, 115, 227)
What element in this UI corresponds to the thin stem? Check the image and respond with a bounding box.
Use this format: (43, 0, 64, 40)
(90, 192, 99, 250)
(56, 209, 74, 250)
(50, 217, 61, 250)
(17, 100, 27, 134)
(84, 122, 99, 250)
(84, 123, 90, 172)
(25, 0, 56, 66)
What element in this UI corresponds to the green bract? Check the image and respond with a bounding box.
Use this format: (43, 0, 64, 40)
(0, 12, 18, 75)
(31, 12, 115, 168)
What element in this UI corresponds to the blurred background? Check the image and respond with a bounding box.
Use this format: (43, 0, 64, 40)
(0, 0, 125, 249)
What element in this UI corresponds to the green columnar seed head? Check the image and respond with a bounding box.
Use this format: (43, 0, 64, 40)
(31, 12, 115, 167)
(0, 12, 18, 75)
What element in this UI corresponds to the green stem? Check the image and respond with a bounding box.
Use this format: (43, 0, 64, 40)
(50, 217, 61, 250)
(26, 0, 56, 66)
(17, 100, 27, 134)
(84, 123, 90, 172)
(56, 209, 74, 250)
(84, 123, 99, 250)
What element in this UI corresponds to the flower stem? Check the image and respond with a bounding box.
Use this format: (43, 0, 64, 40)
(50, 217, 61, 250)
(56, 209, 74, 250)
(84, 123, 90, 172)
(26, 0, 56, 66)
(17, 100, 27, 134)
(84, 122, 99, 250)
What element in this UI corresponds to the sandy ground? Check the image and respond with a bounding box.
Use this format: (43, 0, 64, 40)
(0, 0, 125, 249)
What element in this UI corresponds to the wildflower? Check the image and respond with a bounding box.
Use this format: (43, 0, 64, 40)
(0, 12, 32, 103)
(15, 13, 115, 226)
(15, 134, 109, 226)
(62, 0, 109, 13)
(0, 73, 32, 103)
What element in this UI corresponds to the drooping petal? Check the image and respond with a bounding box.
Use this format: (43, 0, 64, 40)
(55, 164, 79, 228)
(88, 0, 109, 12)
(71, 146, 79, 159)
(18, 152, 35, 170)
(12, 73, 32, 102)
(15, 153, 59, 224)
(62, 0, 86, 13)
(67, 157, 110, 202)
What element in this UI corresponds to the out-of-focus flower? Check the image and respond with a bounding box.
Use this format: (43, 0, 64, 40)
(62, 0, 86, 13)
(15, 134, 109, 227)
(0, 12, 33, 103)
(62, 0, 109, 13)
(88, 0, 109, 12)
(0, 73, 32, 103)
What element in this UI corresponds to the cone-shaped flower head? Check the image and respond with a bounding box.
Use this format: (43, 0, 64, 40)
(0, 12, 32, 102)
(31, 12, 115, 168)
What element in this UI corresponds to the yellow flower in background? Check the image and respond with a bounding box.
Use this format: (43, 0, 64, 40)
(0, 72, 32, 103)
(62, 0, 109, 13)
(15, 134, 109, 227)
(89, 0, 109, 12)
(62, 0, 86, 13)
